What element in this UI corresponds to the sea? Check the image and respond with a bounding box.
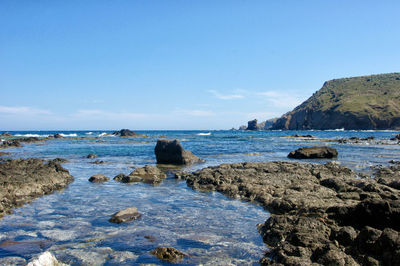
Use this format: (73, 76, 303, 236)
(0, 130, 399, 265)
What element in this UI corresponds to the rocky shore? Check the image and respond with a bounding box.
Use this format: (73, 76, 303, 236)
(176, 161, 400, 265)
(0, 158, 74, 218)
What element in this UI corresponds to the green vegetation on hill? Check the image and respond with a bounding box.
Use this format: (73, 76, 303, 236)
(272, 73, 400, 130)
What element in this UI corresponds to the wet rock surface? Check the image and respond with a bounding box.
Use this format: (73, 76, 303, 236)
(109, 207, 142, 224)
(288, 146, 338, 159)
(86, 154, 97, 159)
(155, 139, 204, 165)
(112, 129, 147, 137)
(113, 165, 167, 184)
(150, 247, 188, 263)
(0, 158, 74, 218)
(176, 161, 400, 265)
(88, 174, 109, 183)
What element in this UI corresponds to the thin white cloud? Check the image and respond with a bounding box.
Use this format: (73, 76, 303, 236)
(0, 105, 52, 115)
(208, 90, 244, 100)
(173, 108, 215, 117)
(73, 109, 148, 120)
(257, 91, 304, 109)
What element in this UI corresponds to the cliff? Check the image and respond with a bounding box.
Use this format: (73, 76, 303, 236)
(271, 73, 400, 130)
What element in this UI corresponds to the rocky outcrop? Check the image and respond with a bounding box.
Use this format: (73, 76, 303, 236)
(176, 161, 400, 265)
(0, 139, 22, 149)
(150, 247, 188, 263)
(53, 133, 63, 138)
(271, 73, 400, 130)
(109, 207, 142, 224)
(247, 119, 259, 130)
(88, 174, 109, 183)
(288, 146, 338, 159)
(155, 139, 204, 165)
(114, 165, 167, 184)
(0, 132, 12, 137)
(0, 158, 73, 218)
(112, 129, 148, 137)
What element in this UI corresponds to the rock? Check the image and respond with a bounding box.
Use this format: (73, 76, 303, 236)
(0, 132, 12, 137)
(290, 134, 314, 138)
(53, 133, 63, 138)
(88, 174, 109, 183)
(239, 125, 247, 130)
(17, 137, 42, 143)
(288, 146, 338, 159)
(155, 139, 204, 165)
(0, 139, 22, 149)
(27, 251, 67, 266)
(109, 207, 142, 224)
(246, 119, 259, 130)
(111, 129, 147, 137)
(0, 152, 11, 156)
(0, 158, 73, 218)
(177, 161, 400, 265)
(52, 158, 69, 163)
(391, 134, 400, 141)
(0, 256, 26, 265)
(128, 165, 167, 184)
(150, 247, 188, 263)
(91, 160, 105, 164)
(86, 154, 97, 159)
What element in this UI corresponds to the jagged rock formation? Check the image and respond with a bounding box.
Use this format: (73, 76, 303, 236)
(272, 73, 400, 130)
(0, 158, 74, 217)
(176, 161, 400, 265)
(155, 139, 204, 165)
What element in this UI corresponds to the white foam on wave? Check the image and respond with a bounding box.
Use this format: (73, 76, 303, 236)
(99, 132, 115, 137)
(86, 132, 93, 135)
(15, 134, 50, 137)
(197, 132, 211, 136)
(60, 133, 77, 137)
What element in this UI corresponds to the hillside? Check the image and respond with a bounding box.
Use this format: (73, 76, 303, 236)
(271, 73, 400, 130)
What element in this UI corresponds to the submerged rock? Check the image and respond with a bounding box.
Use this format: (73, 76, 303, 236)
(88, 174, 109, 183)
(0, 139, 22, 149)
(27, 251, 66, 266)
(150, 247, 188, 263)
(53, 133, 63, 138)
(155, 139, 204, 165)
(86, 154, 97, 159)
(0, 158, 73, 218)
(0, 132, 12, 137)
(109, 207, 142, 224)
(177, 161, 400, 265)
(288, 146, 338, 159)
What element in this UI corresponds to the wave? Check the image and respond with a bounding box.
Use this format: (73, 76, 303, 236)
(99, 132, 115, 137)
(15, 134, 50, 137)
(60, 133, 78, 137)
(86, 132, 93, 135)
(197, 132, 211, 136)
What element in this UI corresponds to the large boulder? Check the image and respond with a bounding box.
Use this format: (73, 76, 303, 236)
(109, 207, 142, 224)
(113, 129, 137, 137)
(288, 146, 338, 159)
(155, 139, 204, 165)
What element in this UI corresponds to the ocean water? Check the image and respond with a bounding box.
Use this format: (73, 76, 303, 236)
(0, 130, 399, 265)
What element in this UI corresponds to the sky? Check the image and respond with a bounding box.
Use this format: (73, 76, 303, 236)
(1, 0, 400, 130)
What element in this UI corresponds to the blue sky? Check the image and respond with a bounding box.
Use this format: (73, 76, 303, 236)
(1, 1, 399, 130)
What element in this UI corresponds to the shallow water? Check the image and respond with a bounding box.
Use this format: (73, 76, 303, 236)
(0, 130, 399, 264)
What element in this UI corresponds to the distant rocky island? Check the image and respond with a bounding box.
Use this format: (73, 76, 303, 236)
(241, 73, 400, 130)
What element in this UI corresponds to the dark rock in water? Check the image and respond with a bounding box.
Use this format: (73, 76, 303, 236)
(0, 139, 22, 149)
(238, 125, 247, 130)
(150, 247, 188, 263)
(91, 160, 106, 164)
(177, 161, 400, 265)
(0, 152, 11, 156)
(109, 207, 141, 224)
(290, 134, 314, 138)
(18, 137, 42, 143)
(112, 129, 148, 137)
(391, 134, 400, 140)
(0, 158, 73, 218)
(247, 119, 259, 130)
(114, 165, 167, 184)
(53, 133, 63, 138)
(0, 132, 12, 137)
(52, 158, 69, 163)
(288, 146, 338, 159)
(155, 139, 204, 165)
(87, 154, 97, 159)
(89, 174, 109, 183)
